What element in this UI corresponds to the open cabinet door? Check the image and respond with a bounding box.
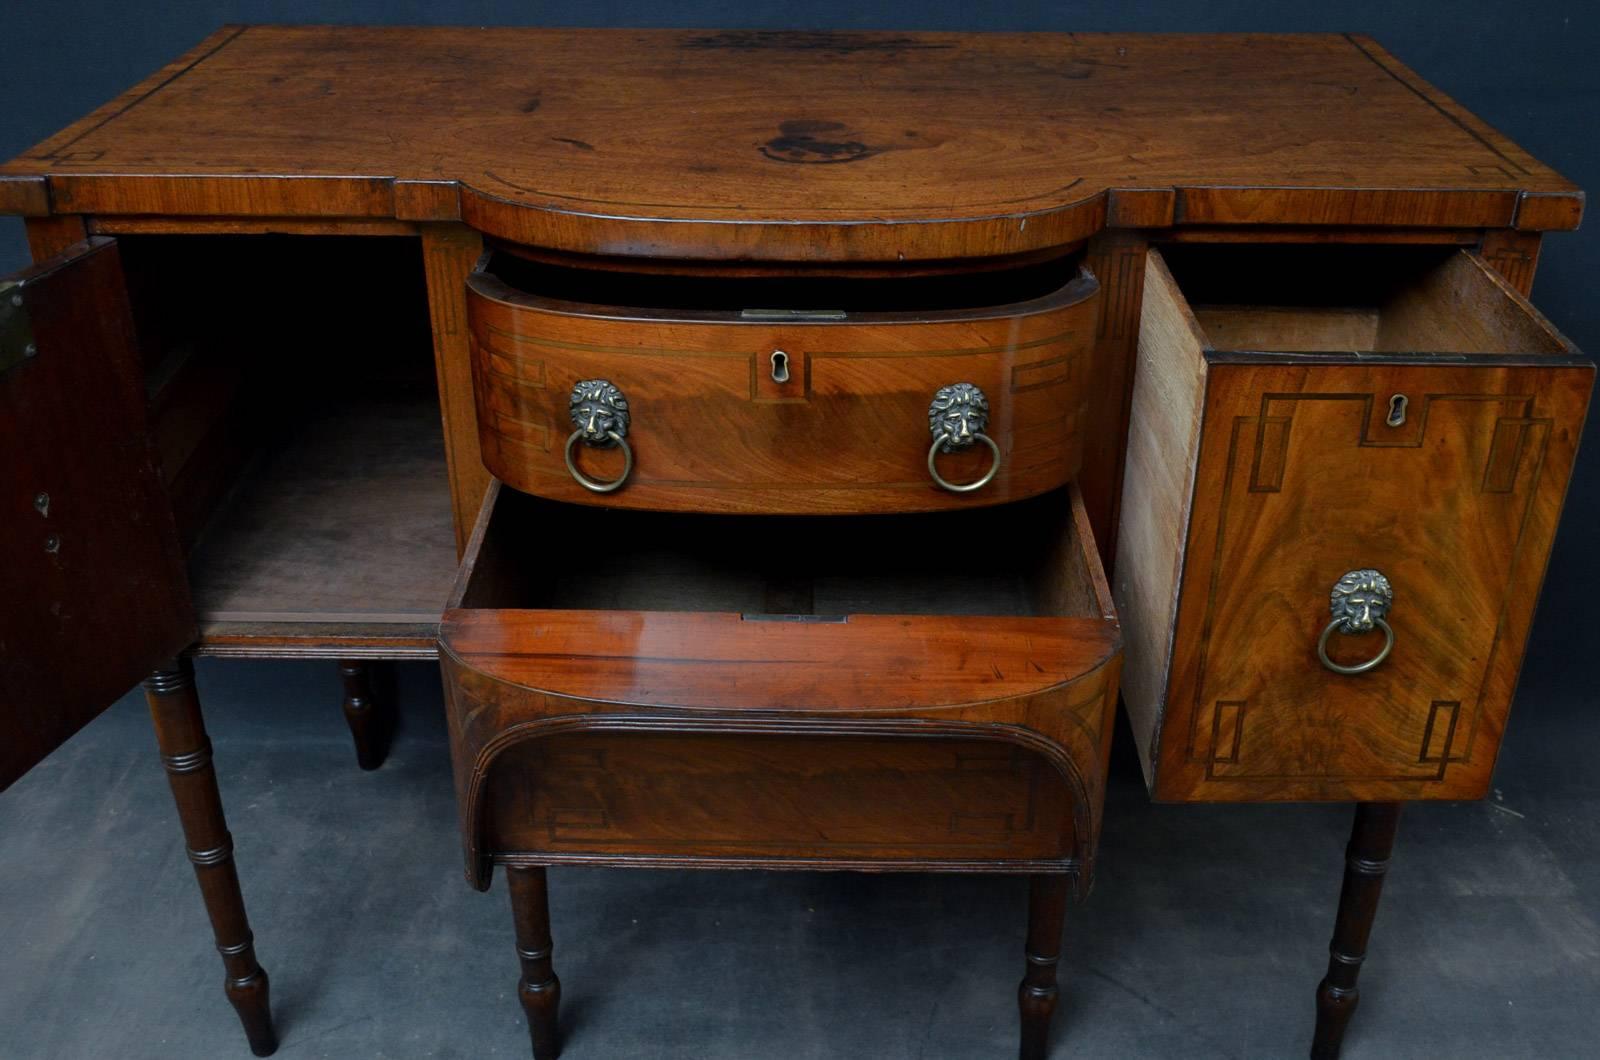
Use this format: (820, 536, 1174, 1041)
(1, 237, 195, 790)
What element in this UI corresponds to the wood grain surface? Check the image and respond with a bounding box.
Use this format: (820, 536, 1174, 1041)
(1112, 250, 1209, 790)
(0, 28, 1580, 262)
(1117, 245, 1593, 802)
(467, 255, 1099, 513)
(0, 239, 195, 789)
(186, 394, 457, 657)
(423, 224, 491, 552)
(480, 731, 1080, 864)
(441, 481, 1121, 884)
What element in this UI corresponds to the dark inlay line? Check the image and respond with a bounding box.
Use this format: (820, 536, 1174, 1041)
(1343, 33, 1531, 177)
(678, 31, 956, 54)
(34, 26, 250, 160)
(478, 168, 1088, 215)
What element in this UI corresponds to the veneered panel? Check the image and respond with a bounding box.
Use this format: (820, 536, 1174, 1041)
(1157, 359, 1590, 802)
(0, 29, 1581, 261)
(466, 267, 1100, 514)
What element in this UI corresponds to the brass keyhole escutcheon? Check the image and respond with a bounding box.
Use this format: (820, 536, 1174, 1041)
(770, 350, 791, 384)
(1386, 393, 1408, 427)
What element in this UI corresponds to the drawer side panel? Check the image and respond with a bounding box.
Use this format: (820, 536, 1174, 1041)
(1113, 249, 1210, 788)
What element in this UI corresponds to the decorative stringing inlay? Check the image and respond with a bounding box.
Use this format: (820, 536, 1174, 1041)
(1418, 701, 1463, 768)
(1209, 701, 1247, 766)
(1011, 354, 1078, 392)
(1482, 418, 1549, 493)
(548, 807, 609, 839)
(1188, 389, 1554, 784)
(1091, 241, 1145, 343)
(473, 324, 1086, 491)
(1247, 417, 1292, 492)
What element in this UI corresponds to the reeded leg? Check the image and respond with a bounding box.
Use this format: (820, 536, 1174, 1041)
(1311, 802, 1402, 1060)
(508, 866, 562, 1060)
(144, 659, 277, 1057)
(1018, 874, 1070, 1060)
(338, 659, 392, 771)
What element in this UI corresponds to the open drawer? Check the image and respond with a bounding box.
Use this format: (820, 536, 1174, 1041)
(465, 248, 1101, 514)
(1116, 244, 1593, 803)
(440, 481, 1121, 887)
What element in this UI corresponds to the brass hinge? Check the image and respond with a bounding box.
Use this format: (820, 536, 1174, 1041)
(0, 279, 36, 374)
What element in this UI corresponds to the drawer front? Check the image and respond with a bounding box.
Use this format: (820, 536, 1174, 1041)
(442, 481, 1121, 884)
(444, 636, 1119, 883)
(479, 732, 1075, 864)
(1155, 359, 1589, 801)
(464, 269, 1099, 513)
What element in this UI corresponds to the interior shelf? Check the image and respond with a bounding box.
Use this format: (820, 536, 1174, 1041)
(186, 391, 458, 657)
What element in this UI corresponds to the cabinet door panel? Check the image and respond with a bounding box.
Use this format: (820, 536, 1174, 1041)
(1, 238, 194, 789)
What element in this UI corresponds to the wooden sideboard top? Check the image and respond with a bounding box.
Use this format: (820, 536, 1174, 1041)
(0, 27, 1581, 261)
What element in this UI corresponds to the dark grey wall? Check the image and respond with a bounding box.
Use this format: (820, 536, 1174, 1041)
(3, 3, 1595, 698)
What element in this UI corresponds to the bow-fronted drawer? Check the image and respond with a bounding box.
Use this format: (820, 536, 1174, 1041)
(465, 249, 1101, 514)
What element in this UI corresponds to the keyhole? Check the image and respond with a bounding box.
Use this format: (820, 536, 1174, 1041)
(770, 349, 791, 384)
(1386, 393, 1408, 427)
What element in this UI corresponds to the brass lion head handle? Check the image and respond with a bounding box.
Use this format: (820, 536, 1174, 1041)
(564, 379, 633, 493)
(926, 382, 1001, 493)
(1318, 568, 1395, 675)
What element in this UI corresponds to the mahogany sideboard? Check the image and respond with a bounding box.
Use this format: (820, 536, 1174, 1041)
(0, 27, 1590, 1059)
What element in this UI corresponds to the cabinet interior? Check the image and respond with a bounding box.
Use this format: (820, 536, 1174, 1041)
(120, 234, 457, 649)
(1157, 243, 1569, 355)
(480, 245, 1085, 315)
(457, 485, 1103, 620)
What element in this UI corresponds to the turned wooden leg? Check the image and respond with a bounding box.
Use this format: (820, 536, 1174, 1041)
(144, 659, 277, 1057)
(508, 866, 562, 1060)
(338, 659, 392, 771)
(1311, 801, 1402, 1060)
(1018, 874, 1070, 1060)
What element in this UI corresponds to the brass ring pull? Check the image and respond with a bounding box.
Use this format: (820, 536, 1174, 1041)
(565, 379, 633, 493)
(927, 382, 1002, 493)
(1317, 568, 1395, 675)
(1317, 616, 1394, 675)
(927, 432, 1001, 493)
(564, 428, 633, 493)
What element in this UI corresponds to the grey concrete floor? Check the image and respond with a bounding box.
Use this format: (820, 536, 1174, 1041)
(2, 658, 1596, 1059)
